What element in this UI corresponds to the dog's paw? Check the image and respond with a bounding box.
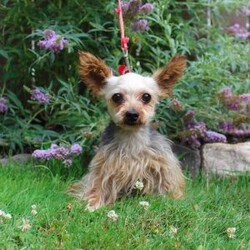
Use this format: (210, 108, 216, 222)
(85, 203, 99, 212)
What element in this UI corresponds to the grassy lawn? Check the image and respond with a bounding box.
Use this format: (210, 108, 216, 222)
(0, 163, 249, 250)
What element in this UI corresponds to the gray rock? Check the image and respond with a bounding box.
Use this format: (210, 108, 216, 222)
(202, 142, 250, 175)
(0, 154, 32, 167)
(172, 144, 201, 178)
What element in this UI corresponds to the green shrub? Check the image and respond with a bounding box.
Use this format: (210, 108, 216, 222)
(0, 0, 249, 155)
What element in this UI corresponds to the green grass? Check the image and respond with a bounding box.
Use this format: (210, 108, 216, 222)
(0, 163, 249, 250)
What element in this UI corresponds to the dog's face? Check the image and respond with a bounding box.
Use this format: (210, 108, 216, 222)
(103, 73, 160, 129)
(79, 52, 186, 130)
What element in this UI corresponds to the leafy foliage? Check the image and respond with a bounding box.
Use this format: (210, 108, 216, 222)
(0, 0, 249, 154)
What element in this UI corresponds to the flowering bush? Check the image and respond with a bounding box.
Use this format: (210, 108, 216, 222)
(218, 87, 250, 137)
(218, 87, 250, 113)
(226, 23, 250, 40)
(179, 110, 227, 149)
(0, 0, 250, 158)
(225, 7, 250, 40)
(120, 0, 154, 32)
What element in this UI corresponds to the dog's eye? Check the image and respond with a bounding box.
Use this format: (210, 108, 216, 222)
(112, 93, 123, 104)
(142, 93, 151, 104)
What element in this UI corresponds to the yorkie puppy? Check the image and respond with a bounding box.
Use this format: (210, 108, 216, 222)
(69, 52, 186, 210)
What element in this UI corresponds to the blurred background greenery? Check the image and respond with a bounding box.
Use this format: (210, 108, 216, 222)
(0, 0, 249, 158)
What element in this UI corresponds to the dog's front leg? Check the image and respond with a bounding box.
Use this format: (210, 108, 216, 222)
(85, 183, 105, 211)
(84, 152, 117, 210)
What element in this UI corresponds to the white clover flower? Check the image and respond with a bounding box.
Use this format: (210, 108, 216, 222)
(31, 205, 37, 215)
(226, 227, 236, 238)
(169, 225, 178, 235)
(20, 219, 31, 232)
(139, 201, 149, 210)
(107, 210, 119, 221)
(31, 205, 37, 210)
(135, 180, 144, 191)
(0, 209, 12, 220)
(4, 213, 12, 219)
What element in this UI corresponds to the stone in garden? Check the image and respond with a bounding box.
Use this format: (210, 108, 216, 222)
(172, 144, 201, 178)
(202, 142, 250, 175)
(0, 154, 32, 167)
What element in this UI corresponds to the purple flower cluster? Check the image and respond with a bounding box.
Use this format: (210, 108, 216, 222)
(204, 131, 227, 143)
(140, 3, 154, 14)
(31, 88, 50, 104)
(132, 19, 149, 32)
(0, 97, 8, 113)
(241, 8, 250, 16)
(37, 29, 69, 53)
(218, 87, 250, 138)
(32, 143, 82, 166)
(182, 110, 226, 148)
(226, 24, 250, 40)
(121, 0, 141, 17)
(219, 87, 232, 98)
(219, 87, 250, 113)
(120, 0, 154, 32)
(219, 122, 250, 137)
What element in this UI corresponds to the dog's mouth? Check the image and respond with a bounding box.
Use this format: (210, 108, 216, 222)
(119, 119, 144, 130)
(124, 120, 139, 126)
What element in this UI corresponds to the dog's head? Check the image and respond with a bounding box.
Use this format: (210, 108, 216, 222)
(79, 52, 186, 130)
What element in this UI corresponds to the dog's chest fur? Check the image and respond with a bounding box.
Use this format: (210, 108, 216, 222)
(98, 122, 173, 175)
(87, 122, 177, 195)
(101, 122, 168, 154)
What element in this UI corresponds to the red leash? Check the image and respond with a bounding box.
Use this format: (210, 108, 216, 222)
(117, 0, 131, 73)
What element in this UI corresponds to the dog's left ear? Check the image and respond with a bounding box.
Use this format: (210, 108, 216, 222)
(153, 55, 186, 97)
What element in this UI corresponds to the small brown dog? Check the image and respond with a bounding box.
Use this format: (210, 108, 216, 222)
(69, 52, 186, 210)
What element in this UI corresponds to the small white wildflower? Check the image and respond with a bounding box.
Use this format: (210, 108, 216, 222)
(169, 225, 178, 235)
(31, 205, 37, 215)
(31, 210, 37, 215)
(135, 180, 144, 191)
(139, 201, 149, 210)
(20, 219, 31, 232)
(4, 213, 12, 219)
(107, 210, 119, 221)
(226, 227, 236, 238)
(0, 209, 12, 220)
(31, 205, 37, 210)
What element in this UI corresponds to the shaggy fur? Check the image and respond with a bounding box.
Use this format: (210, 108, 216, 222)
(69, 52, 186, 210)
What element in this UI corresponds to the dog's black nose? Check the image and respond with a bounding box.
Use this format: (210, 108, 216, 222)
(125, 109, 139, 124)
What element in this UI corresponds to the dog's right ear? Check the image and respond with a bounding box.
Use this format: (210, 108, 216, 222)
(79, 52, 112, 95)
